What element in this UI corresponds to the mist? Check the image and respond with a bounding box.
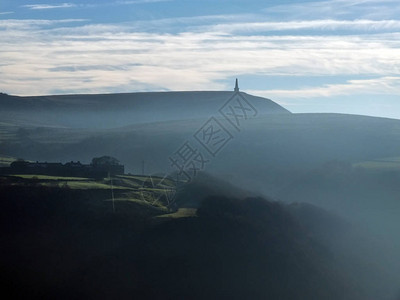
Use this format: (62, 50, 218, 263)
(1, 91, 400, 299)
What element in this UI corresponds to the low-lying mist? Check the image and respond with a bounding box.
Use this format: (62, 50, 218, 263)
(2, 91, 400, 298)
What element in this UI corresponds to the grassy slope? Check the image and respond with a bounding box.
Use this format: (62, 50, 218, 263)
(3, 113, 400, 168)
(1, 173, 179, 214)
(0, 91, 290, 128)
(2, 112, 400, 206)
(0, 179, 376, 299)
(0, 155, 16, 167)
(11, 174, 90, 180)
(1, 172, 397, 299)
(353, 156, 400, 171)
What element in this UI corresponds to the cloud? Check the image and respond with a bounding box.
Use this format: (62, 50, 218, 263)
(22, 3, 77, 10)
(20, 0, 172, 11)
(72, 0, 173, 9)
(0, 11, 399, 97)
(0, 11, 14, 15)
(116, 0, 172, 4)
(248, 77, 400, 99)
(0, 19, 88, 30)
(265, 0, 400, 20)
(210, 19, 400, 34)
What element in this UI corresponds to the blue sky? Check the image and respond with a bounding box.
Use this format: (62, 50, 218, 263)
(1, 0, 400, 119)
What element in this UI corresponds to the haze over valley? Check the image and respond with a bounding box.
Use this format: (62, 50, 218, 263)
(1, 87, 400, 299)
(1, 0, 400, 298)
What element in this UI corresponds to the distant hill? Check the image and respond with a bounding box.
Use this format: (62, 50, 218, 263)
(2, 89, 400, 298)
(2, 111, 400, 192)
(2, 91, 400, 272)
(0, 91, 290, 128)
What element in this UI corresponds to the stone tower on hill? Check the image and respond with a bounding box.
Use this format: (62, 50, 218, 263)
(234, 78, 239, 92)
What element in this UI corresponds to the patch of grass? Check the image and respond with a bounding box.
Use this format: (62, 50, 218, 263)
(115, 175, 176, 188)
(374, 156, 400, 162)
(117, 175, 149, 181)
(0, 155, 16, 167)
(8, 175, 131, 190)
(56, 181, 132, 190)
(156, 208, 197, 219)
(354, 157, 400, 171)
(2, 173, 176, 211)
(115, 178, 143, 188)
(113, 198, 168, 211)
(11, 174, 89, 181)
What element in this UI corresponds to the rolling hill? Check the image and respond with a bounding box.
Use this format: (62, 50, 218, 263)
(2, 91, 400, 237)
(2, 89, 400, 298)
(0, 91, 290, 128)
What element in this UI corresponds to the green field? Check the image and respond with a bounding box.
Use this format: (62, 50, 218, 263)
(56, 181, 130, 190)
(11, 174, 89, 181)
(156, 208, 197, 219)
(9, 174, 131, 190)
(1, 173, 178, 213)
(0, 155, 17, 167)
(353, 156, 400, 171)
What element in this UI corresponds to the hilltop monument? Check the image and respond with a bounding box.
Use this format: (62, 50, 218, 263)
(234, 78, 239, 92)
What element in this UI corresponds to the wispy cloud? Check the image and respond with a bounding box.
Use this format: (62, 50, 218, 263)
(265, 0, 400, 20)
(1, 0, 400, 101)
(22, 3, 77, 10)
(0, 11, 14, 15)
(68, 0, 173, 9)
(116, 0, 172, 4)
(0, 16, 399, 95)
(0, 19, 88, 30)
(211, 19, 400, 34)
(249, 77, 400, 99)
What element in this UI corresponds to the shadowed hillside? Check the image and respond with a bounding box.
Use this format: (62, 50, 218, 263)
(0, 91, 290, 128)
(0, 175, 387, 299)
(3, 112, 400, 194)
(2, 90, 400, 299)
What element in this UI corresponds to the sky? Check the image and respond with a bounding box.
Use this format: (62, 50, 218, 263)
(1, 0, 400, 119)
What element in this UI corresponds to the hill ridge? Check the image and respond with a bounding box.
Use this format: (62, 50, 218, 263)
(0, 90, 290, 128)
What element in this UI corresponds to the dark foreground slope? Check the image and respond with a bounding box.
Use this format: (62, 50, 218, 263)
(136, 198, 357, 300)
(0, 176, 394, 300)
